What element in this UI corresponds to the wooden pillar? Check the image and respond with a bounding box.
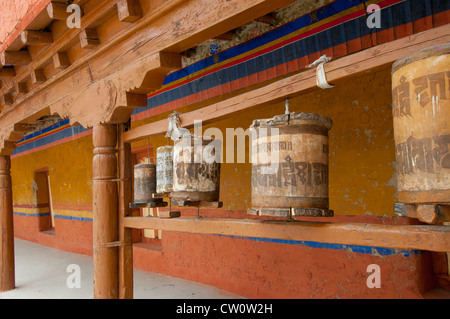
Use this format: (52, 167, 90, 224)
(118, 123, 133, 299)
(0, 155, 15, 292)
(92, 124, 118, 299)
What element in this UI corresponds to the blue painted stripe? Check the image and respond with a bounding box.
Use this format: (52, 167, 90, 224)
(13, 212, 92, 222)
(13, 123, 90, 155)
(214, 234, 420, 257)
(53, 215, 93, 222)
(19, 119, 70, 143)
(13, 212, 50, 217)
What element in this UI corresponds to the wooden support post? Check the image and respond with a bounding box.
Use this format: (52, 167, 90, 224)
(0, 156, 15, 292)
(20, 31, 53, 46)
(117, 0, 143, 23)
(118, 123, 133, 299)
(92, 124, 119, 299)
(0, 51, 31, 67)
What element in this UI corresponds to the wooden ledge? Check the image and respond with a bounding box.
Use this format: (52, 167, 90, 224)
(123, 216, 450, 252)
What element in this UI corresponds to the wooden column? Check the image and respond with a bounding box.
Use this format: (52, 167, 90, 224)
(0, 156, 15, 292)
(92, 124, 118, 299)
(118, 123, 133, 299)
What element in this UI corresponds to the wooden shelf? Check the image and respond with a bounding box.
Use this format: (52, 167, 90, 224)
(123, 216, 450, 253)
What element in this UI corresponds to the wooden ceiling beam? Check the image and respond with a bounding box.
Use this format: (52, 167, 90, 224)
(53, 52, 71, 70)
(117, 0, 143, 23)
(0, 94, 14, 107)
(31, 69, 47, 85)
(80, 28, 100, 49)
(15, 82, 29, 97)
(0, 51, 32, 67)
(20, 31, 53, 46)
(47, 2, 84, 21)
(214, 31, 235, 41)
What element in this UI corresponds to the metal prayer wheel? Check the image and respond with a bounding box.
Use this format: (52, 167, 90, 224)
(249, 112, 333, 218)
(133, 163, 157, 204)
(172, 136, 221, 202)
(391, 43, 450, 222)
(156, 146, 174, 194)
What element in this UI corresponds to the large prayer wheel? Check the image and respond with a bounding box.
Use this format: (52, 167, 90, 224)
(392, 43, 450, 204)
(249, 112, 333, 217)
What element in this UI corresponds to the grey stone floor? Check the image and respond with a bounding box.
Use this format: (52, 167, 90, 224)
(0, 238, 242, 299)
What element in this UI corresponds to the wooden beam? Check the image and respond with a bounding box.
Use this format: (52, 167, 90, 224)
(52, 52, 71, 69)
(117, 0, 143, 23)
(255, 14, 276, 25)
(0, 94, 14, 106)
(417, 205, 450, 224)
(80, 29, 100, 49)
(92, 124, 119, 299)
(0, 51, 31, 67)
(15, 82, 29, 96)
(124, 217, 450, 253)
(214, 31, 235, 41)
(0, 156, 15, 292)
(20, 31, 53, 46)
(123, 25, 450, 143)
(0, 68, 16, 79)
(47, 2, 81, 21)
(30, 69, 46, 84)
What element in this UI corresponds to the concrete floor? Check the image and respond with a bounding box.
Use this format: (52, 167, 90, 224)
(0, 238, 243, 299)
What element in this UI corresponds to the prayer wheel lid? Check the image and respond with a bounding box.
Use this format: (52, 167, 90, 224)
(392, 42, 450, 74)
(251, 112, 333, 130)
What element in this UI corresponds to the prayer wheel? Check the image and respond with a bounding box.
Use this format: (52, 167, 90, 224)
(133, 163, 157, 204)
(172, 136, 221, 202)
(392, 43, 450, 205)
(249, 112, 333, 217)
(156, 146, 174, 194)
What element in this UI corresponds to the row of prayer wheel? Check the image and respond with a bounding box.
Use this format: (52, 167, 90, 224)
(133, 43, 449, 220)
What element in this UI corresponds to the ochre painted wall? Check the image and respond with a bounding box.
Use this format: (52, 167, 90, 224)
(11, 133, 93, 255)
